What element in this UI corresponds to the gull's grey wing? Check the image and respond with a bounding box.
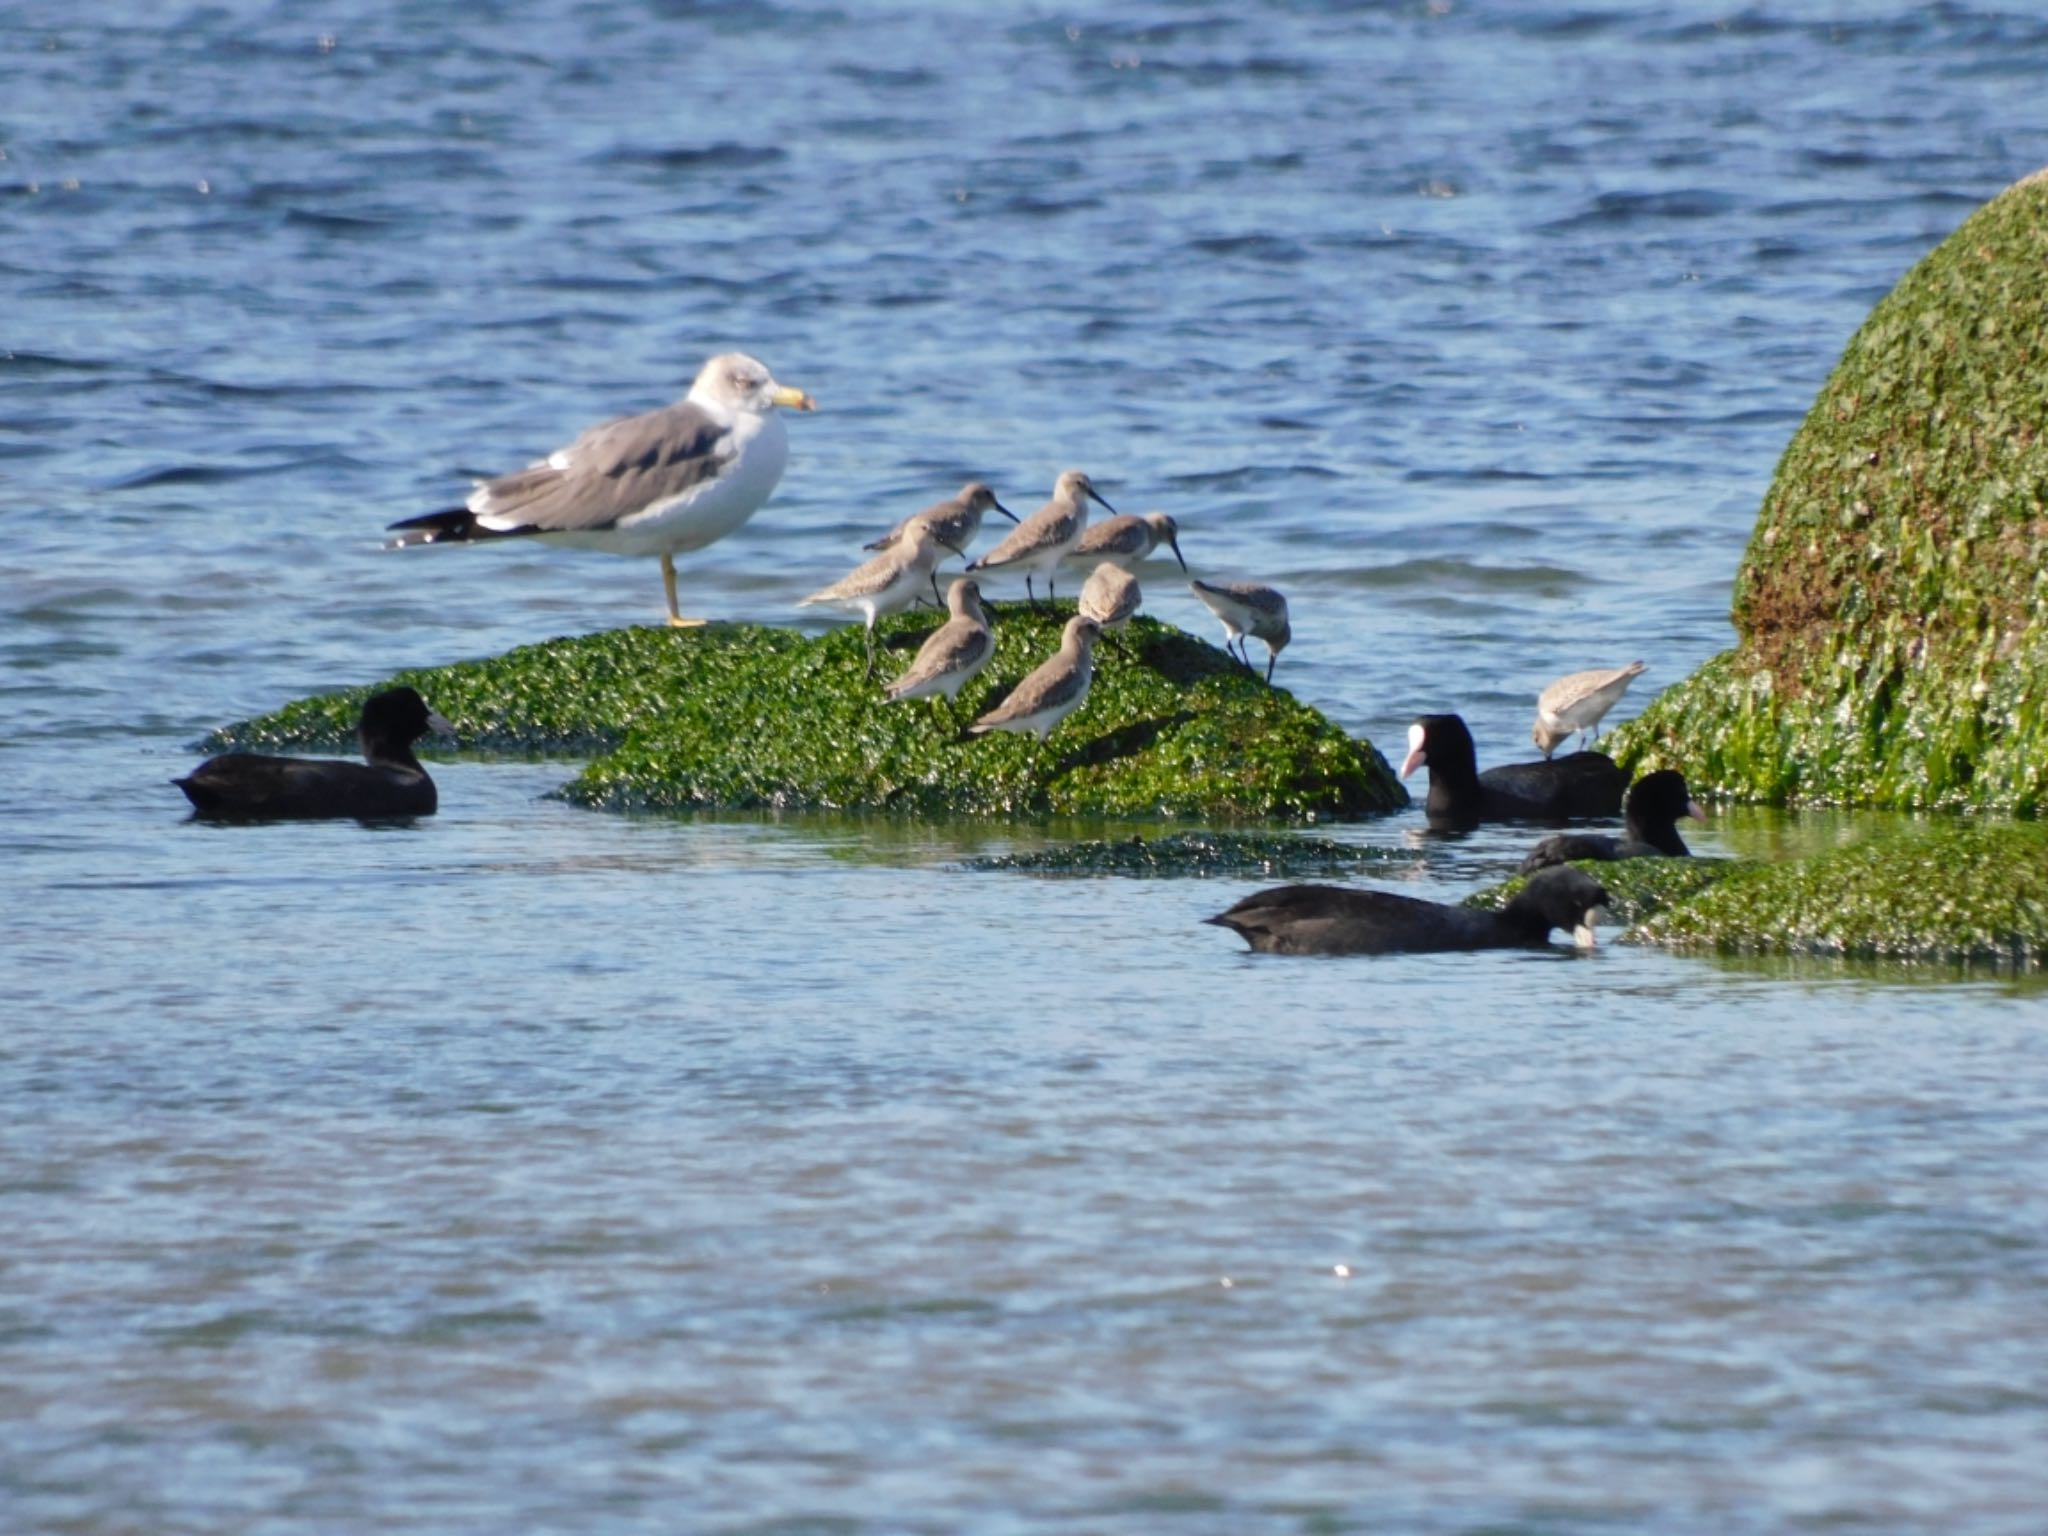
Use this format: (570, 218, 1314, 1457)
(470, 401, 733, 532)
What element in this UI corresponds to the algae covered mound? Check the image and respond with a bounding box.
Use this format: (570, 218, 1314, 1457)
(1610, 168, 2048, 812)
(207, 607, 1408, 821)
(1638, 820, 2048, 966)
(1461, 824, 2048, 967)
(1465, 855, 1749, 929)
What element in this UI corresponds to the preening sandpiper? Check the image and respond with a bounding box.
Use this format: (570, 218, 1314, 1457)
(1077, 562, 1142, 631)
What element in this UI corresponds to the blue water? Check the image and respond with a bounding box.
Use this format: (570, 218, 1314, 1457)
(7, 4, 2048, 1531)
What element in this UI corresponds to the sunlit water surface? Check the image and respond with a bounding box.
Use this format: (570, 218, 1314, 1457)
(7, 4, 2048, 1531)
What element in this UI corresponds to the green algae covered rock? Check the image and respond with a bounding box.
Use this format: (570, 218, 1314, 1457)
(1464, 825, 2048, 967)
(1609, 168, 2048, 812)
(1638, 820, 2048, 966)
(1466, 855, 1752, 929)
(964, 830, 1413, 879)
(205, 606, 1407, 821)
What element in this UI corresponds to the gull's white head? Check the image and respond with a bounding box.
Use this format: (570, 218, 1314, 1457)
(691, 352, 815, 413)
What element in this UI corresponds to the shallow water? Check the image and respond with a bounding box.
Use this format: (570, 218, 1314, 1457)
(7, 3, 2048, 1531)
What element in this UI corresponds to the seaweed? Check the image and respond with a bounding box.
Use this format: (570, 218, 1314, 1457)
(202, 606, 1409, 822)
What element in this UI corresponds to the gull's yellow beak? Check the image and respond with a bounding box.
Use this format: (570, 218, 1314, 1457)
(772, 385, 817, 411)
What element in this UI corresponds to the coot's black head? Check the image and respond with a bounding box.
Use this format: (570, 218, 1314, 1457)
(359, 687, 454, 761)
(1399, 713, 1478, 781)
(1625, 769, 1706, 826)
(1514, 865, 1611, 946)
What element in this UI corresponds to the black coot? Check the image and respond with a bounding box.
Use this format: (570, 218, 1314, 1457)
(1400, 713, 1625, 827)
(1206, 865, 1611, 956)
(1519, 769, 1707, 872)
(175, 687, 452, 821)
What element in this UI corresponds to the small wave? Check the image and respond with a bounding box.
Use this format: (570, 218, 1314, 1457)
(1188, 234, 1308, 263)
(1329, 557, 1594, 595)
(1402, 466, 1553, 484)
(594, 142, 787, 171)
(106, 455, 368, 491)
(282, 207, 397, 235)
(1541, 188, 1740, 232)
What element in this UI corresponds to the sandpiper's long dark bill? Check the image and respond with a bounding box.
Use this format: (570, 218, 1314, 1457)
(1189, 579, 1290, 683)
(386, 352, 814, 628)
(965, 470, 1114, 603)
(1532, 661, 1646, 758)
(968, 615, 1101, 742)
(882, 578, 995, 703)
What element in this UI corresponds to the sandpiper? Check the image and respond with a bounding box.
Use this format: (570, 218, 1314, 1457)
(387, 352, 815, 627)
(965, 469, 1114, 603)
(865, 481, 1018, 604)
(1532, 661, 1646, 757)
(799, 523, 946, 671)
(865, 482, 1017, 558)
(1190, 579, 1291, 683)
(882, 578, 996, 703)
(1064, 511, 1185, 574)
(969, 615, 1101, 742)
(1077, 562, 1141, 631)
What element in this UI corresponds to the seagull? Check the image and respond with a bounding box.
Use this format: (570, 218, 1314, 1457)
(799, 523, 947, 673)
(1532, 661, 1646, 757)
(882, 578, 995, 704)
(965, 470, 1114, 603)
(1064, 511, 1185, 574)
(1189, 579, 1291, 683)
(386, 352, 815, 627)
(969, 616, 1101, 742)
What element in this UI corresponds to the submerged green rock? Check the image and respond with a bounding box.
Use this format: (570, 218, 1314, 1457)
(964, 830, 1413, 879)
(1609, 168, 2048, 812)
(1638, 820, 2048, 966)
(1466, 855, 1751, 929)
(206, 606, 1408, 821)
(1465, 824, 2048, 967)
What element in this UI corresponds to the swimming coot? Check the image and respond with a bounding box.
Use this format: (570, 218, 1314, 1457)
(1207, 865, 1611, 956)
(1401, 713, 1625, 827)
(175, 687, 452, 821)
(1519, 769, 1707, 872)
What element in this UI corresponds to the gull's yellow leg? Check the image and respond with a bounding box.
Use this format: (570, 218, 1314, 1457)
(663, 552, 708, 628)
